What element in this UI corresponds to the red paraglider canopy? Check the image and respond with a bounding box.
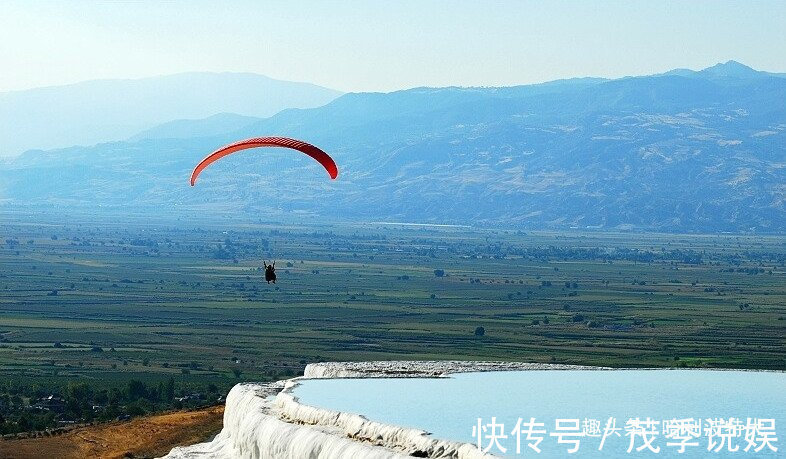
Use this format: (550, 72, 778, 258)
(190, 136, 338, 186)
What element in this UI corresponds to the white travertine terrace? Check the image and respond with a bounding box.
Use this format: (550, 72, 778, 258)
(163, 361, 598, 458)
(303, 360, 600, 378)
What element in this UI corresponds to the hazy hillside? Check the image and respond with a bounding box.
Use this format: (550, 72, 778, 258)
(129, 113, 263, 142)
(0, 73, 341, 157)
(1, 61, 784, 233)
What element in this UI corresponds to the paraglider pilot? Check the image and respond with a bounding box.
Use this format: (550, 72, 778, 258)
(263, 261, 276, 284)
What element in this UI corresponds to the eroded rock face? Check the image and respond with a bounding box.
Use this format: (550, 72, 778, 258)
(163, 361, 599, 459)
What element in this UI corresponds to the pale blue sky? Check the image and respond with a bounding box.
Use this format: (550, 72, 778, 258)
(1, 0, 784, 93)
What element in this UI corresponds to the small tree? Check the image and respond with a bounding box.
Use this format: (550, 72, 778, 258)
(434, 269, 445, 277)
(164, 377, 175, 401)
(474, 326, 485, 336)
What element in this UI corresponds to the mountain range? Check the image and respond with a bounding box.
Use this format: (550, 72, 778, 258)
(0, 72, 342, 157)
(1, 61, 784, 233)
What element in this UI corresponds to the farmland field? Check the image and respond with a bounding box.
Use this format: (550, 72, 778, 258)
(2, 210, 784, 388)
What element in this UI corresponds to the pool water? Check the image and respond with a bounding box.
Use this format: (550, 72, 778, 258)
(292, 370, 785, 458)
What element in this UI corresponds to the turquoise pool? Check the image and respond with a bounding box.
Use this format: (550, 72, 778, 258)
(292, 370, 785, 457)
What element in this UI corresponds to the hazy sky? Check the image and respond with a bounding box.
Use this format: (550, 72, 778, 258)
(1, 0, 785, 93)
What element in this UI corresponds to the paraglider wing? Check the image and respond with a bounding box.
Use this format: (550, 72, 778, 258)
(190, 136, 338, 186)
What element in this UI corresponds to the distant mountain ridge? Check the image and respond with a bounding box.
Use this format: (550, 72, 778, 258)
(0, 72, 342, 157)
(129, 113, 262, 142)
(1, 61, 784, 233)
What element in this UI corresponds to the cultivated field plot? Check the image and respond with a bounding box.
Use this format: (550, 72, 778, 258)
(1, 211, 785, 393)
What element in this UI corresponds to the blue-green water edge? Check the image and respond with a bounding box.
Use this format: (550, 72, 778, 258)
(292, 370, 785, 458)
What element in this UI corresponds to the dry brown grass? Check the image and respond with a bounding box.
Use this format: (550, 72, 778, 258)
(0, 405, 224, 459)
